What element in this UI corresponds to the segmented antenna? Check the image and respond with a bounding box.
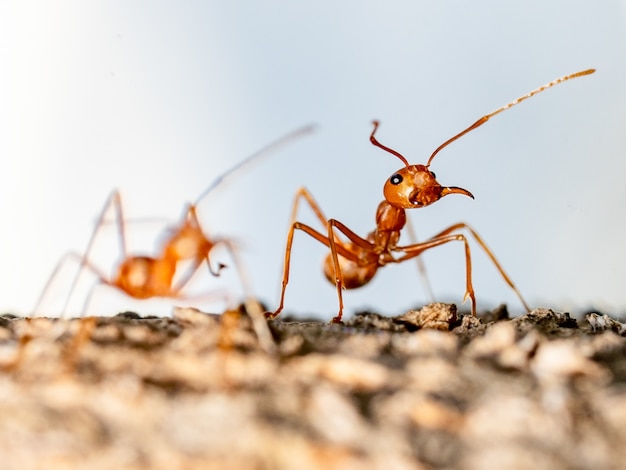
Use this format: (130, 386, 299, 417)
(370, 120, 410, 167)
(194, 124, 316, 206)
(426, 68, 596, 166)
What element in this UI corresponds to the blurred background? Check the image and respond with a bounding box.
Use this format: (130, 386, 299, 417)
(1, 1, 624, 319)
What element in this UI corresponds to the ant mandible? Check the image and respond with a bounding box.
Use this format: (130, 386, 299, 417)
(33, 125, 314, 321)
(267, 69, 595, 323)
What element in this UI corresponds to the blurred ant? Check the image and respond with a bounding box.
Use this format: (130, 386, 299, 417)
(268, 69, 595, 323)
(33, 125, 314, 351)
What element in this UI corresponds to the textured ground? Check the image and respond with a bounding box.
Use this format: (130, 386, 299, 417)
(1, 303, 625, 469)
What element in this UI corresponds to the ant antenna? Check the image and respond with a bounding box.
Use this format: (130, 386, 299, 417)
(370, 120, 410, 167)
(194, 124, 316, 206)
(426, 68, 596, 166)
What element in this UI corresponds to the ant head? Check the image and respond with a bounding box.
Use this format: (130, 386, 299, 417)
(370, 70, 597, 209)
(383, 165, 472, 209)
(371, 121, 474, 209)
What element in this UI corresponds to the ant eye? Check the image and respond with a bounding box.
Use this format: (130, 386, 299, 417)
(390, 174, 403, 185)
(430, 171, 436, 178)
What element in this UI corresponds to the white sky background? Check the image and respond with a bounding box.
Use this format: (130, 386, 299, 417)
(0, 1, 625, 319)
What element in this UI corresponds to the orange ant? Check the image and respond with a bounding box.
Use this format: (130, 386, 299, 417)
(33, 125, 314, 350)
(267, 69, 595, 323)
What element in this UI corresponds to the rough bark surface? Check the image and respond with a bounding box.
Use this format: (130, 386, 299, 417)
(1, 304, 625, 469)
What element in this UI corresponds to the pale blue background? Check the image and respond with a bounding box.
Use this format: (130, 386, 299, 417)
(1, 1, 625, 318)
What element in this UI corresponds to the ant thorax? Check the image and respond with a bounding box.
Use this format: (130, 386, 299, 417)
(375, 200, 406, 233)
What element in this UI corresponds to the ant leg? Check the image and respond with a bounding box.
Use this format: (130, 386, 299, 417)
(395, 233, 477, 315)
(32, 255, 120, 371)
(184, 205, 227, 277)
(177, 205, 276, 353)
(213, 240, 255, 304)
(267, 220, 366, 320)
(63, 316, 98, 371)
(165, 220, 216, 293)
(32, 252, 113, 317)
(270, 188, 376, 321)
(58, 190, 127, 316)
(267, 221, 315, 320)
(289, 187, 331, 227)
(206, 261, 227, 277)
(168, 206, 246, 300)
(267, 188, 346, 319)
(289, 187, 371, 251)
(32, 252, 82, 317)
(405, 216, 436, 302)
(429, 223, 531, 312)
(211, 238, 277, 354)
(327, 220, 350, 323)
(326, 218, 388, 323)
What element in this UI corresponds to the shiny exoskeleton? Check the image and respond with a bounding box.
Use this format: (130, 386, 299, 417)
(268, 69, 595, 323)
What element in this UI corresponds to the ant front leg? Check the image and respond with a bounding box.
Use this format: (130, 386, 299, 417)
(268, 187, 371, 323)
(326, 218, 380, 323)
(288, 187, 333, 228)
(267, 187, 333, 319)
(169, 205, 258, 307)
(185, 205, 227, 277)
(395, 223, 531, 315)
(429, 223, 531, 312)
(395, 233, 477, 315)
(161, 207, 227, 281)
(267, 221, 346, 320)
